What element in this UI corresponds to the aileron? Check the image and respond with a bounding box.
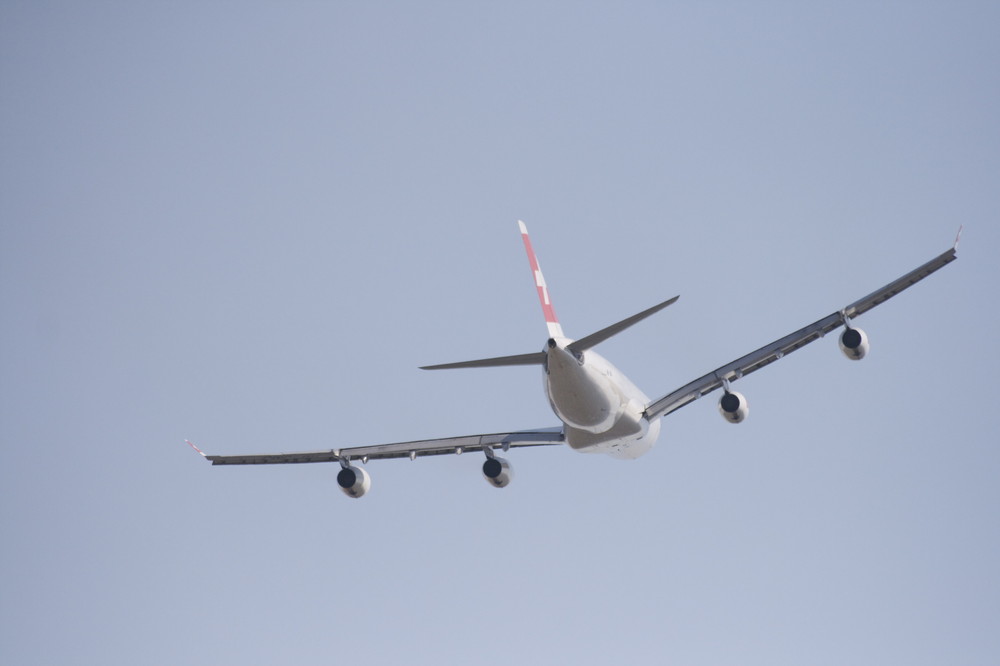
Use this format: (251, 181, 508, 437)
(844, 247, 956, 319)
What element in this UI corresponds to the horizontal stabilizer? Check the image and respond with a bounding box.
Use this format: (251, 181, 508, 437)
(567, 295, 679, 354)
(420, 351, 546, 371)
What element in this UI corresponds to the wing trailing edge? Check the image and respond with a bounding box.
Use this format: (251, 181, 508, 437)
(185, 428, 565, 465)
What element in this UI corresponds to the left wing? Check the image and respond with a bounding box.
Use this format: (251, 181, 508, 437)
(644, 238, 958, 421)
(187, 427, 565, 465)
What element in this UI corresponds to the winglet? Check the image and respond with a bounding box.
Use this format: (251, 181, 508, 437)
(186, 439, 208, 458)
(519, 221, 565, 339)
(954, 225, 963, 252)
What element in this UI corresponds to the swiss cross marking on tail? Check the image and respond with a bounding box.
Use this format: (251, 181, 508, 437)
(536, 270, 552, 306)
(519, 220, 564, 338)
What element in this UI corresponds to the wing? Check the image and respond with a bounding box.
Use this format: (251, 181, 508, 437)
(644, 240, 958, 421)
(187, 427, 565, 465)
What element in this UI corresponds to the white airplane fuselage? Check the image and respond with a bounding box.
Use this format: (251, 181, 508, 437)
(543, 338, 660, 459)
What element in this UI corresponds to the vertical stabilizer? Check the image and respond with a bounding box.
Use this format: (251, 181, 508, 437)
(519, 220, 565, 339)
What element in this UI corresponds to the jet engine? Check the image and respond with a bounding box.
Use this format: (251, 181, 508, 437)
(482, 455, 513, 488)
(718, 390, 749, 424)
(839, 327, 869, 360)
(337, 464, 371, 498)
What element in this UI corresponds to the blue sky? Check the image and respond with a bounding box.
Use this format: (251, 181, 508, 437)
(2, 3, 998, 664)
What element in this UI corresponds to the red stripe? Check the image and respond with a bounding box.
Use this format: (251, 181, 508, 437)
(522, 231, 559, 324)
(521, 232, 540, 272)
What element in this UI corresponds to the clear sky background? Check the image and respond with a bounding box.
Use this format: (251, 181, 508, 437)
(2, 3, 998, 665)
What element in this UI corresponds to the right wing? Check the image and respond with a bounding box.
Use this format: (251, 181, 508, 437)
(644, 239, 959, 421)
(187, 427, 565, 465)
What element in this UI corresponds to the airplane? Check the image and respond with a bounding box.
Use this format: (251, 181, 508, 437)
(188, 221, 960, 498)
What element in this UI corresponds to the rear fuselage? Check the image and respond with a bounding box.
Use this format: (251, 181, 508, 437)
(542, 338, 659, 459)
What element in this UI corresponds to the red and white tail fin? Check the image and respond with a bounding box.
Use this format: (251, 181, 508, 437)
(519, 220, 565, 339)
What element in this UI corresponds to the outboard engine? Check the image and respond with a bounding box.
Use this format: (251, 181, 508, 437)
(839, 327, 869, 360)
(482, 455, 513, 488)
(337, 464, 371, 498)
(718, 390, 749, 424)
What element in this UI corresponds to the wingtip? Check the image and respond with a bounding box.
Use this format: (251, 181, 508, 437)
(517, 219, 528, 234)
(953, 225, 963, 252)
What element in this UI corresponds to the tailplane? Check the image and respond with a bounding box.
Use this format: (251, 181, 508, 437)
(420, 221, 678, 371)
(420, 351, 545, 371)
(567, 295, 678, 353)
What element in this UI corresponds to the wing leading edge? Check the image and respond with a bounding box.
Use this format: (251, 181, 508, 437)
(644, 240, 958, 421)
(187, 427, 565, 466)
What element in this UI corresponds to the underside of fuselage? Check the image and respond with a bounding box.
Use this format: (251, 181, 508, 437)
(543, 340, 659, 459)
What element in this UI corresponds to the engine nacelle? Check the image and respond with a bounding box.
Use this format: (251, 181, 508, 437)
(718, 391, 749, 424)
(482, 455, 513, 488)
(839, 327, 869, 360)
(337, 465, 371, 498)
